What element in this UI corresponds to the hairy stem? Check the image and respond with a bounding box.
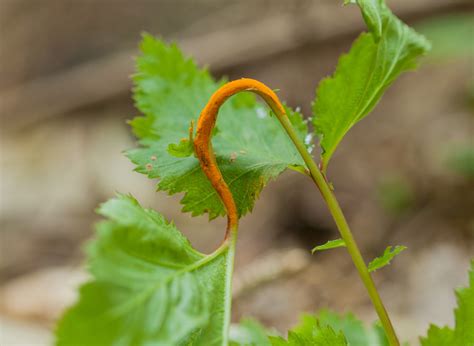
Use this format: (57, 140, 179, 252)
(194, 78, 400, 345)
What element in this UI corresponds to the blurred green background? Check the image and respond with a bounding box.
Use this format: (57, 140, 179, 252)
(0, 0, 473, 344)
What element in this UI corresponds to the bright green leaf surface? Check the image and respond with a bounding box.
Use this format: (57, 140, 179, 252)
(421, 326, 455, 346)
(312, 239, 346, 253)
(56, 194, 236, 346)
(264, 311, 391, 346)
(128, 35, 309, 220)
(368, 245, 407, 272)
(167, 138, 194, 158)
(231, 311, 392, 346)
(312, 0, 430, 171)
(421, 260, 474, 346)
(270, 314, 347, 346)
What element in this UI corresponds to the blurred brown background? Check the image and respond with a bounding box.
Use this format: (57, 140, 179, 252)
(0, 0, 473, 344)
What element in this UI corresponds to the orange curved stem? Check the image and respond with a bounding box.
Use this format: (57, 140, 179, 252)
(194, 78, 288, 240)
(194, 79, 400, 345)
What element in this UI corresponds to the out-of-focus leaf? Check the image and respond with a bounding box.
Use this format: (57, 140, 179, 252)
(417, 14, 474, 61)
(269, 314, 347, 346)
(230, 319, 272, 346)
(420, 260, 474, 346)
(376, 176, 414, 215)
(447, 146, 474, 179)
(317, 310, 389, 346)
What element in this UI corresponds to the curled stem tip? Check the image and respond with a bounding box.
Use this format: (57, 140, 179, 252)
(193, 79, 399, 345)
(194, 78, 288, 240)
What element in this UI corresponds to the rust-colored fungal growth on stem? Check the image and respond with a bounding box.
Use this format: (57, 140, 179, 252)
(194, 78, 288, 240)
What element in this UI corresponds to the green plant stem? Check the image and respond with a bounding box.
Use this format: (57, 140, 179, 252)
(221, 227, 238, 345)
(278, 116, 400, 346)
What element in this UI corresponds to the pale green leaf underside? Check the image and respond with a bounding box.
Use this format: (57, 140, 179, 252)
(368, 245, 406, 272)
(56, 194, 234, 346)
(420, 260, 474, 346)
(128, 35, 309, 220)
(229, 319, 272, 346)
(312, 239, 346, 253)
(313, 0, 430, 170)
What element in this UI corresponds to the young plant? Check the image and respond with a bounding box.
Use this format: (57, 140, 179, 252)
(55, 1, 472, 345)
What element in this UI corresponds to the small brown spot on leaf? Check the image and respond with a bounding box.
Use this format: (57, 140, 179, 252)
(230, 152, 238, 163)
(146, 163, 153, 171)
(150, 155, 157, 161)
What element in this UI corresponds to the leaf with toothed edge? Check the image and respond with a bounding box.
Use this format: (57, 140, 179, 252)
(127, 35, 310, 220)
(315, 310, 389, 346)
(55, 194, 236, 346)
(420, 260, 474, 346)
(367, 245, 407, 272)
(312, 0, 430, 171)
(55, 0, 439, 344)
(269, 313, 347, 346)
(267, 310, 390, 346)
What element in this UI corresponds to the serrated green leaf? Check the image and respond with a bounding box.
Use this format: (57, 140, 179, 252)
(313, 0, 430, 171)
(420, 260, 474, 346)
(271, 311, 391, 346)
(229, 319, 272, 346)
(56, 194, 236, 346)
(317, 310, 389, 346)
(270, 314, 347, 346)
(128, 34, 309, 220)
(421, 326, 455, 346)
(368, 245, 407, 272)
(312, 239, 346, 253)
